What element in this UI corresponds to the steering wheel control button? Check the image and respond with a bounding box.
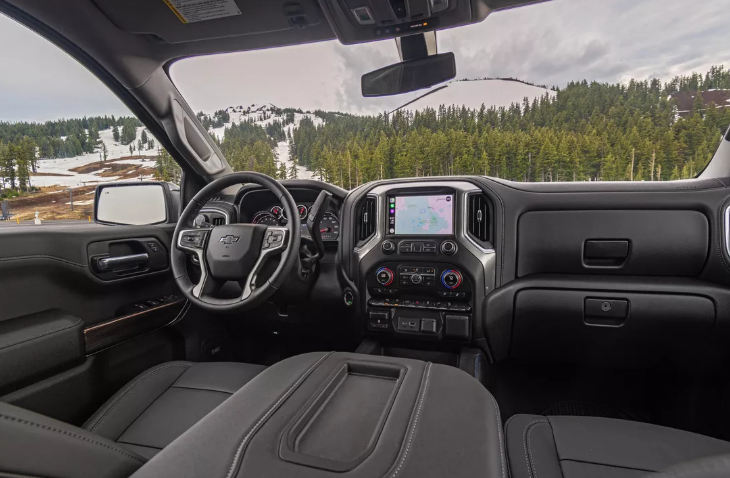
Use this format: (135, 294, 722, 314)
(376, 267, 394, 286)
(263, 229, 285, 250)
(181, 231, 206, 248)
(441, 269, 462, 289)
(440, 240, 458, 255)
(381, 240, 396, 254)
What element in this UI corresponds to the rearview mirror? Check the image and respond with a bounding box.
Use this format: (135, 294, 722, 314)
(361, 52, 456, 97)
(95, 182, 175, 225)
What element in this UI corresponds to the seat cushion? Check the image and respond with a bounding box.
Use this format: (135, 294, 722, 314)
(84, 361, 266, 458)
(505, 415, 730, 478)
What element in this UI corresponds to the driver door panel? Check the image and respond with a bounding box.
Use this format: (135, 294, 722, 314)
(0, 223, 185, 424)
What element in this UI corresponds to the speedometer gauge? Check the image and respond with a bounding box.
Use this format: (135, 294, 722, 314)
(319, 212, 340, 241)
(251, 212, 279, 226)
(297, 205, 308, 219)
(270, 205, 283, 218)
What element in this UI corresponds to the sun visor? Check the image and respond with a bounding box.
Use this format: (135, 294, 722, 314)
(92, 0, 322, 44)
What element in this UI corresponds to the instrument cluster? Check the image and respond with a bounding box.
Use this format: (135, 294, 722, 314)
(251, 204, 340, 241)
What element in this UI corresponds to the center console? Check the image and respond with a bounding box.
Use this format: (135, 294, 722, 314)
(131, 352, 506, 478)
(347, 181, 497, 346)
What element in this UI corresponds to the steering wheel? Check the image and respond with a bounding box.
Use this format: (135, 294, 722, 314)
(171, 172, 301, 312)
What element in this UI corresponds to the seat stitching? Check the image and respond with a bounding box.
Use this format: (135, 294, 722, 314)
(559, 458, 654, 473)
(86, 362, 194, 432)
(490, 394, 507, 478)
(527, 421, 551, 478)
(389, 362, 432, 478)
(0, 413, 145, 464)
(504, 415, 518, 478)
(224, 352, 333, 478)
(522, 419, 549, 478)
(0, 319, 82, 350)
(117, 441, 163, 452)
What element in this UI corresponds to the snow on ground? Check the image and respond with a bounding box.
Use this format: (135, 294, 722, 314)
(397, 79, 555, 112)
(33, 126, 153, 188)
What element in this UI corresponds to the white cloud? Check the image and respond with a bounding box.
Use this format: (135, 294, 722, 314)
(1, 0, 729, 121)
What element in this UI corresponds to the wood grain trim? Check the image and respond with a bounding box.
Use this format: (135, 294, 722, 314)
(84, 300, 187, 354)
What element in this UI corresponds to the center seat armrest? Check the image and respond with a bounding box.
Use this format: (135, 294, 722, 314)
(131, 352, 506, 478)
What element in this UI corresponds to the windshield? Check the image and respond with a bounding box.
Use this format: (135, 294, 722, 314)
(171, 0, 730, 186)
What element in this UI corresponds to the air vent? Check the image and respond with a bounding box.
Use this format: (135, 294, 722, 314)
(212, 216, 226, 226)
(467, 193, 490, 244)
(356, 196, 377, 243)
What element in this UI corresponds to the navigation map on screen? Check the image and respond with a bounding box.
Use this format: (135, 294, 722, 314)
(391, 195, 453, 235)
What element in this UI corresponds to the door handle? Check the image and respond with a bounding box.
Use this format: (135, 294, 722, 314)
(97, 253, 149, 271)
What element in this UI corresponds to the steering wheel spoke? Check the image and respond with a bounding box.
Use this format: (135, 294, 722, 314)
(241, 227, 288, 300)
(177, 229, 211, 298)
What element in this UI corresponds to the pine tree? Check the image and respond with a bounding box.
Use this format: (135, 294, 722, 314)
(113, 126, 120, 143)
(141, 129, 148, 145)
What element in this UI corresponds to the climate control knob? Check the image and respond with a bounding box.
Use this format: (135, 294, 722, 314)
(410, 273, 423, 285)
(441, 240, 458, 255)
(376, 267, 394, 286)
(381, 240, 396, 254)
(441, 269, 462, 289)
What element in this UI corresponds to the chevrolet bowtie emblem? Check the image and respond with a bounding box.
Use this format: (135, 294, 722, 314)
(219, 235, 240, 244)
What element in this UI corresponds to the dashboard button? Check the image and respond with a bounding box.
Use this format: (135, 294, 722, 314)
(421, 318, 438, 334)
(410, 274, 423, 285)
(376, 267, 394, 286)
(441, 270, 462, 289)
(441, 240, 458, 255)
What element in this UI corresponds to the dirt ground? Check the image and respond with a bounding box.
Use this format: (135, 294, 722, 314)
(4, 155, 159, 221)
(5, 186, 97, 221)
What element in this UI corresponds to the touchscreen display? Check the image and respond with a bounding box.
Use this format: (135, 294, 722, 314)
(389, 194, 454, 235)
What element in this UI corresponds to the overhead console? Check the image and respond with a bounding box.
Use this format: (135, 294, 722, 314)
(344, 181, 497, 345)
(317, 0, 487, 43)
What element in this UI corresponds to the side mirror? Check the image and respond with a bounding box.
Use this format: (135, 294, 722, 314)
(361, 52, 456, 97)
(94, 182, 177, 225)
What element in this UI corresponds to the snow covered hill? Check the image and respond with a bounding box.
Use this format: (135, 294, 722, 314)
(31, 80, 554, 188)
(395, 78, 555, 112)
(207, 103, 322, 180)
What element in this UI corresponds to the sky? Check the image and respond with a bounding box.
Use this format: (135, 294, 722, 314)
(1, 0, 729, 122)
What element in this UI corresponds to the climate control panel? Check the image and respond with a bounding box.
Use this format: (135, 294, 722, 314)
(365, 262, 473, 341)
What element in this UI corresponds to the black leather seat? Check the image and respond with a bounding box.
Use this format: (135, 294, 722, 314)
(506, 414, 730, 478)
(83, 361, 266, 459)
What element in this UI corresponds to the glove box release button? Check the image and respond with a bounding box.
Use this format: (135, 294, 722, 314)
(584, 298, 629, 323)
